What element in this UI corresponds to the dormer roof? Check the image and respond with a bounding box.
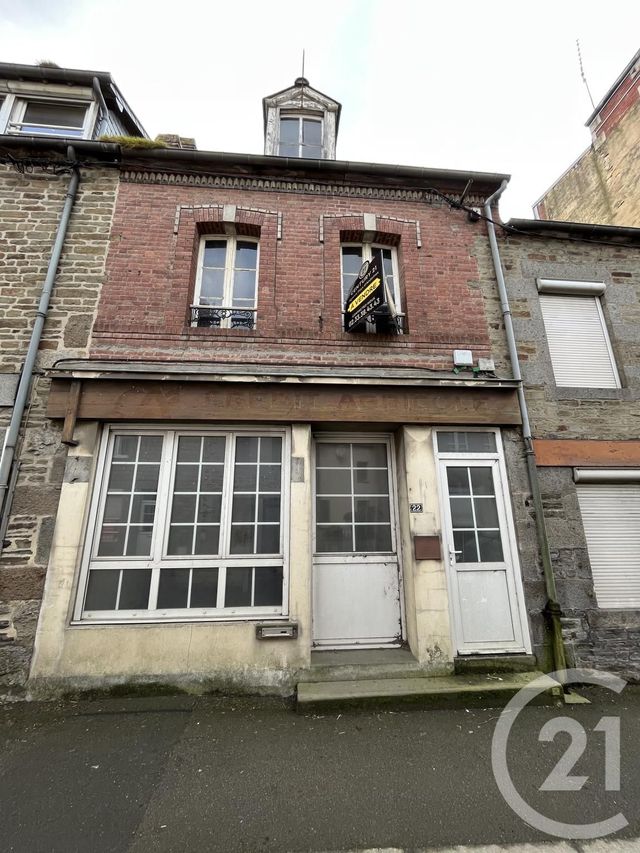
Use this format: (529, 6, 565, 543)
(262, 77, 342, 133)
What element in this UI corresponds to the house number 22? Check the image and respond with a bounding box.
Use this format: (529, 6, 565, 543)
(410, 503, 423, 513)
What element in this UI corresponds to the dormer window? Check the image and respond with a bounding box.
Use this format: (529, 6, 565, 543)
(2, 96, 95, 139)
(279, 114, 323, 159)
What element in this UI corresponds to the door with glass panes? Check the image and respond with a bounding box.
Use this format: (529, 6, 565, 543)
(312, 436, 402, 647)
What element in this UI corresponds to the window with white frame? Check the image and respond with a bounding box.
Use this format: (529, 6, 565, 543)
(341, 244, 402, 332)
(278, 114, 323, 158)
(2, 96, 95, 138)
(76, 428, 288, 621)
(191, 237, 259, 330)
(537, 279, 620, 388)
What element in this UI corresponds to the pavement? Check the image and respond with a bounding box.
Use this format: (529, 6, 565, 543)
(1, 685, 640, 853)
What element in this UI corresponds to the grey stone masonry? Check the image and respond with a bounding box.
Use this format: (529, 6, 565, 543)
(0, 156, 119, 695)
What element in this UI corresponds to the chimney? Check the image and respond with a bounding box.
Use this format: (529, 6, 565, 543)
(156, 134, 197, 150)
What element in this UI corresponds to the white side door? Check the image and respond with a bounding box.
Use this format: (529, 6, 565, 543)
(312, 436, 402, 648)
(436, 431, 531, 655)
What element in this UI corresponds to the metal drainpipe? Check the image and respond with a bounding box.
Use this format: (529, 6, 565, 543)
(92, 77, 109, 138)
(0, 146, 81, 535)
(483, 181, 567, 678)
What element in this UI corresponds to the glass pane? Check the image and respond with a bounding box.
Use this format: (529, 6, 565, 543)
(113, 435, 138, 462)
(316, 443, 350, 467)
(316, 496, 352, 523)
(354, 496, 390, 523)
(279, 117, 299, 143)
(355, 525, 392, 552)
(171, 494, 197, 524)
(450, 497, 474, 528)
(278, 142, 298, 157)
(258, 495, 281, 523)
(199, 268, 224, 303)
(236, 437, 258, 463)
(301, 146, 322, 159)
(470, 468, 495, 496)
(453, 530, 478, 562)
(174, 465, 199, 492)
(200, 465, 224, 492)
(353, 469, 388, 495)
(203, 240, 226, 267)
(447, 467, 470, 496)
(97, 526, 126, 557)
(230, 525, 254, 554)
(167, 526, 194, 555)
(437, 432, 497, 453)
(190, 568, 218, 607)
(474, 497, 500, 528)
(259, 465, 281, 491)
(256, 525, 279, 553)
(235, 242, 258, 269)
(134, 465, 160, 492)
(260, 437, 282, 463)
(139, 436, 163, 463)
(352, 444, 387, 468)
(118, 569, 151, 609)
(254, 566, 283, 606)
(130, 495, 156, 525)
(23, 102, 85, 127)
(232, 269, 256, 303)
(103, 494, 130, 524)
(125, 526, 153, 557)
(478, 530, 504, 562)
(157, 568, 190, 609)
(225, 567, 253, 606)
(194, 525, 220, 555)
(303, 119, 322, 145)
(84, 569, 120, 610)
(232, 494, 256, 523)
(316, 525, 352, 552)
(341, 247, 363, 275)
(316, 469, 351, 495)
(202, 436, 225, 463)
(107, 464, 134, 492)
(197, 493, 222, 523)
(234, 465, 257, 491)
(177, 436, 201, 463)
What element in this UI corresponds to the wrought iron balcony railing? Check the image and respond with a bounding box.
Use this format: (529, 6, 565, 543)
(190, 305, 256, 330)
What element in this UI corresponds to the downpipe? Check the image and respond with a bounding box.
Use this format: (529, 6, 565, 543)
(483, 181, 567, 678)
(0, 146, 80, 537)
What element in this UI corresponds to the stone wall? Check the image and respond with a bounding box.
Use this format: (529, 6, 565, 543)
(0, 158, 119, 694)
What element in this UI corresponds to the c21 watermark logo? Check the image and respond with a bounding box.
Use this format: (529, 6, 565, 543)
(491, 668, 628, 840)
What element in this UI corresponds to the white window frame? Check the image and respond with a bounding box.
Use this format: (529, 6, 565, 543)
(340, 243, 403, 332)
(73, 424, 290, 624)
(192, 235, 260, 330)
(536, 278, 621, 389)
(1, 94, 96, 139)
(278, 112, 324, 159)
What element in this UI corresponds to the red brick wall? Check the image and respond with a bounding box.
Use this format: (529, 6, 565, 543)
(92, 180, 494, 371)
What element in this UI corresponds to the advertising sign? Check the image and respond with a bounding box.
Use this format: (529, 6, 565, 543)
(343, 257, 385, 332)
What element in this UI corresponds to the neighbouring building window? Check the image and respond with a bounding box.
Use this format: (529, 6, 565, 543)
(76, 428, 288, 621)
(341, 244, 402, 332)
(577, 483, 640, 608)
(537, 279, 620, 388)
(5, 97, 93, 138)
(191, 237, 259, 330)
(278, 115, 323, 158)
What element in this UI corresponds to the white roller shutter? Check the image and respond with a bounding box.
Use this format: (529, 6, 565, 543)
(577, 484, 640, 608)
(539, 294, 620, 388)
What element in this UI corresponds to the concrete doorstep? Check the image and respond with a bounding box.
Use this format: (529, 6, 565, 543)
(296, 671, 563, 712)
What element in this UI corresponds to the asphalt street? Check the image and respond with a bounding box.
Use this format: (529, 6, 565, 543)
(1, 686, 640, 853)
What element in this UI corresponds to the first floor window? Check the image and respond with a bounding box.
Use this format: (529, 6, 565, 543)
(78, 428, 287, 620)
(192, 236, 258, 330)
(341, 244, 402, 332)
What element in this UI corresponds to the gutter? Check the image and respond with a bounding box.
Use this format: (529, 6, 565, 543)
(484, 182, 567, 679)
(0, 145, 81, 540)
(506, 217, 640, 245)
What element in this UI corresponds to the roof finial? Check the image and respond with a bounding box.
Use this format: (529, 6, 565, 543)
(302, 48, 305, 80)
(295, 49, 309, 90)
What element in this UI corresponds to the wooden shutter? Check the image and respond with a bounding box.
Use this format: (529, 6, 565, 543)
(577, 484, 640, 608)
(539, 294, 620, 388)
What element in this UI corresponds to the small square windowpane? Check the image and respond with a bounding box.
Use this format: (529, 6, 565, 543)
(97, 525, 126, 557)
(103, 494, 130, 524)
(112, 435, 138, 462)
(316, 525, 352, 553)
(453, 530, 478, 563)
(234, 464, 257, 492)
(84, 569, 120, 611)
(134, 465, 160, 493)
(194, 525, 220, 555)
(202, 436, 226, 463)
(225, 567, 253, 607)
(470, 468, 495, 496)
(478, 530, 504, 562)
(174, 465, 199, 492)
(316, 443, 350, 468)
(260, 437, 282, 464)
(171, 494, 197, 525)
(197, 493, 222, 523)
(107, 464, 134, 492)
(191, 568, 218, 608)
(200, 464, 224, 492)
(139, 436, 163, 463)
(203, 241, 227, 267)
(254, 566, 283, 606)
(157, 568, 190, 609)
(259, 464, 281, 492)
(177, 436, 201, 463)
(236, 437, 259, 463)
(118, 569, 151, 609)
(235, 242, 258, 270)
(125, 526, 153, 557)
(167, 525, 194, 555)
(256, 524, 280, 554)
(447, 467, 470, 496)
(355, 525, 392, 552)
(279, 117, 299, 144)
(230, 524, 255, 554)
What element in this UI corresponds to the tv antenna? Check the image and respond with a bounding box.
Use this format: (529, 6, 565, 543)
(576, 39, 595, 110)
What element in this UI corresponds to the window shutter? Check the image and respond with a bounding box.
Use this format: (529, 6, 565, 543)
(577, 484, 640, 608)
(539, 295, 620, 388)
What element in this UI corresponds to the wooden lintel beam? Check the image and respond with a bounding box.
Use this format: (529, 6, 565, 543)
(61, 380, 82, 446)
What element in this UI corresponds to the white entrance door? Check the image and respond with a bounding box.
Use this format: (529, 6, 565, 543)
(312, 437, 402, 648)
(437, 431, 531, 655)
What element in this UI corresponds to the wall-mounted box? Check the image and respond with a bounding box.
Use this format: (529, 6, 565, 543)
(256, 623, 299, 640)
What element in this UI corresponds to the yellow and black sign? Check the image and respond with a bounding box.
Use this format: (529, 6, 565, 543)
(344, 257, 384, 332)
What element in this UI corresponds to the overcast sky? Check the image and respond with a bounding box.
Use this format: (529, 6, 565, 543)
(1, 0, 638, 219)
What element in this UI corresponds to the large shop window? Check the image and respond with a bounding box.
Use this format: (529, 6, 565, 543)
(76, 428, 287, 621)
(191, 236, 259, 330)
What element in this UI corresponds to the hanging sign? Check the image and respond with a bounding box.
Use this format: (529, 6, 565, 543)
(344, 257, 385, 332)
